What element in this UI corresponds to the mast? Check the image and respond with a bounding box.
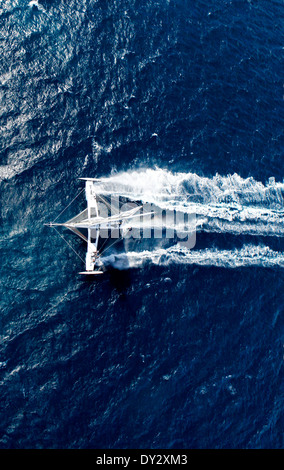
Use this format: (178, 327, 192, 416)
(85, 180, 100, 272)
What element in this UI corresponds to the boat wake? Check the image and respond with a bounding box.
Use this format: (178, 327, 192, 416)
(102, 244, 284, 270)
(93, 168, 284, 238)
(93, 168, 284, 270)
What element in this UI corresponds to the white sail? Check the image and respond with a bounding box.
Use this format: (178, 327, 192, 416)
(47, 179, 147, 275)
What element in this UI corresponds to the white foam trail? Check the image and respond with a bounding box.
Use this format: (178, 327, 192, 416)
(96, 168, 284, 269)
(121, 216, 203, 234)
(93, 168, 284, 237)
(102, 244, 284, 270)
(94, 168, 284, 207)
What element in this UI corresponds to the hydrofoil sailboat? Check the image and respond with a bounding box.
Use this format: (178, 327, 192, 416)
(46, 178, 149, 275)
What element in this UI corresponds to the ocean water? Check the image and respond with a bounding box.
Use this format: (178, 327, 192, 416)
(0, 0, 283, 449)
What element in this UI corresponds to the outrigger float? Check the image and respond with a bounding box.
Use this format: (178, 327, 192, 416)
(45, 178, 149, 275)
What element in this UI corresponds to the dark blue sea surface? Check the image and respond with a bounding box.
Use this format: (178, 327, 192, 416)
(0, 0, 283, 449)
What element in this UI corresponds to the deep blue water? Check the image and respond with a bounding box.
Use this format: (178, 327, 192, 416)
(0, 0, 283, 449)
